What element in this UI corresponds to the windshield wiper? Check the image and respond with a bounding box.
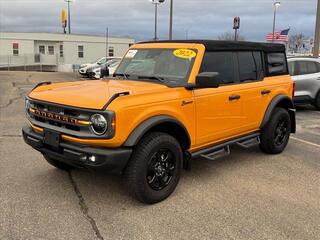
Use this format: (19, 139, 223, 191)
(137, 75, 167, 85)
(114, 72, 129, 79)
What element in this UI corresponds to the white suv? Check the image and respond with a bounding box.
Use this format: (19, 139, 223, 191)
(287, 57, 320, 110)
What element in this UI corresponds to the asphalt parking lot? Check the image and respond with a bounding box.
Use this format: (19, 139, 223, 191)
(0, 71, 319, 240)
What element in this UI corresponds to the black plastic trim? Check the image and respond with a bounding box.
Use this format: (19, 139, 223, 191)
(293, 95, 314, 104)
(191, 132, 260, 159)
(102, 92, 130, 110)
(123, 115, 191, 147)
(260, 95, 296, 133)
(31, 82, 51, 92)
(22, 126, 132, 172)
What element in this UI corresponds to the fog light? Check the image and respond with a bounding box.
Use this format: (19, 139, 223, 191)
(88, 155, 96, 163)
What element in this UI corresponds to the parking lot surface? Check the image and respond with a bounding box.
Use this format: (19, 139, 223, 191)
(1, 71, 319, 240)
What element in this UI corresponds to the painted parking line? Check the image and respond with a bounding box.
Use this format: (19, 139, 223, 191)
(291, 136, 320, 148)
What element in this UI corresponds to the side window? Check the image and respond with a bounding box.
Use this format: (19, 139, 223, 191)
(288, 61, 296, 76)
(307, 62, 318, 74)
(12, 43, 19, 56)
(238, 51, 263, 82)
(39, 46, 45, 54)
(59, 45, 64, 57)
(296, 61, 319, 75)
(108, 47, 114, 57)
(316, 62, 320, 72)
(48, 46, 54, 55)
(78, 45, 84, 58)
(267, 52, 287, 75)
(200, 51, 235, 84)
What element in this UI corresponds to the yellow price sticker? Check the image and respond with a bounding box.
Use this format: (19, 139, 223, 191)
(173, 49, 197, 59)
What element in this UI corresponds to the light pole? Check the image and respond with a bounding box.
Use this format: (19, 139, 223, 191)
(313, 0, 320, 57)
(64, 0, 73, 34)
(150, 0, 165, 41)
(169, 0, 173, 40)
(272, 2, 281, 42)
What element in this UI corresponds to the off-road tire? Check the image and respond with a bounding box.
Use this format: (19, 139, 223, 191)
(260, 108, 291, 154)
(124, 132, 183, 204)
(314, 92, 320, 110)
(43, 155, 74, 171)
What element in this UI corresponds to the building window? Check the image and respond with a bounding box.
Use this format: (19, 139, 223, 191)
(39, 45, 45, 54)
(78, 45, 84, 58)
(48, 46, 54, 55)
(59, 45, 64, 57)
(12, 43, 19, 56)
(108, 47, 114, 57)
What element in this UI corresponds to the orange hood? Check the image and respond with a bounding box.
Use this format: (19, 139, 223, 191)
(29, 79, 167, 109)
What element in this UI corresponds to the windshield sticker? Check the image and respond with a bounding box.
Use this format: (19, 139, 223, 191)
(173, 49, 196, 59)
(125, 49, 138, 58)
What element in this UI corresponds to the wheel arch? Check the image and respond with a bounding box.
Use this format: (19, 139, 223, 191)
(260, 94, 296, 133)
(123, 115, 191, 150)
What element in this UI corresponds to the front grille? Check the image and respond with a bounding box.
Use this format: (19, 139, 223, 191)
(26, 98, 115, 139)
(27, 99, 92, 137)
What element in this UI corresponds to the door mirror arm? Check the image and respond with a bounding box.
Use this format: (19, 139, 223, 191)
(185, 72, 220, 90)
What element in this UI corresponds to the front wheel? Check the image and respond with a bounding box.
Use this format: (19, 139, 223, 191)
(260, 108, 291, 154)
(124, 132, 183, 204)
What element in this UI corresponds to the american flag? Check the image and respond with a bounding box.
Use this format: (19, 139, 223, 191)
(266, 28, 290, 42)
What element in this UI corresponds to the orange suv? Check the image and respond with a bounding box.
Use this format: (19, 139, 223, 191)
(23, 40, 296, 203)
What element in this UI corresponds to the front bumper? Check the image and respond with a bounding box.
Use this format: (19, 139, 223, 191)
(22, 126, 132, 172)
(78, 68, 88, 75)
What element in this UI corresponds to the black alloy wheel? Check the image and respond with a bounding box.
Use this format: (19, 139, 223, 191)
(147, 148, 176, 191)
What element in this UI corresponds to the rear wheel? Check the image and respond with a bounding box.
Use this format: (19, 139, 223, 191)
(124, 132, 183, 204)
(43, 155, 74, 171)
(260, 108, 291, 154)
(314, 92, 320, 110)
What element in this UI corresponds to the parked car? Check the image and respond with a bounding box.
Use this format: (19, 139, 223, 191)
(88, 58, 121, 79)
(287, 57, 320, 110)
(23, 40, 295, 204)
(78, 57, 117, 77)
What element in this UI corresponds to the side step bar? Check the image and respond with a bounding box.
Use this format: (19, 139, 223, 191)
(191, 132, 260, 161)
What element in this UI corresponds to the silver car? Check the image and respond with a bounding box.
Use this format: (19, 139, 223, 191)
(287, 57, 320, 110)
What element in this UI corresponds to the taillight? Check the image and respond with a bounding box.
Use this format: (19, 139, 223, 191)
(292, 81, 296, 98)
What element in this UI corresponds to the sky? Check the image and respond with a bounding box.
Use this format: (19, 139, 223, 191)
(0, 0, 317, 42)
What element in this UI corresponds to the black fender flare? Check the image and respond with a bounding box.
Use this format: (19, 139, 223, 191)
(260, 95, 296, 133)
(123, 115, 191, 148)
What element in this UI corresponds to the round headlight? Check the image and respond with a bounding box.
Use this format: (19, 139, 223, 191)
(90, 114, 108, 135)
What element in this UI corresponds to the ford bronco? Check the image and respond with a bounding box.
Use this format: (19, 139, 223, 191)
(23, 40, 296, 204)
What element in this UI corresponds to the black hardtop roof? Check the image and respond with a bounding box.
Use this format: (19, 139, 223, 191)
(139, 40, 286, 53)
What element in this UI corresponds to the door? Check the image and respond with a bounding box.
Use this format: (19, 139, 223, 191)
(235, 51, 271, 131)
(291, 60, 320, 100)
(194, 51, 244, 148)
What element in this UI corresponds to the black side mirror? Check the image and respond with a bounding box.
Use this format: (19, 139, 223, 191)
(195, 72, 220, 88)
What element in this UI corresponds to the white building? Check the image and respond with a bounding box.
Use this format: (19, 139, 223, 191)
(0, 32, 134, 71)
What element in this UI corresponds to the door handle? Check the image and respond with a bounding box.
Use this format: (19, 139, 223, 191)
(261, 89, 271, 95)
(229, 95, 241, 101)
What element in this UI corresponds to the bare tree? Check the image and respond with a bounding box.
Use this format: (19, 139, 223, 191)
(289, 33, 305, 52)
(217, 32, 246, 41)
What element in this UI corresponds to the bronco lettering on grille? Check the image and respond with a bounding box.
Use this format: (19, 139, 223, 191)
(32, 108, 79, 125)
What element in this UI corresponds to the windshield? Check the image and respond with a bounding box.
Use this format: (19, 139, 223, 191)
(97, 58, 107, 65)
(91, 57, 103, 64)
(114, 48, 197, 86)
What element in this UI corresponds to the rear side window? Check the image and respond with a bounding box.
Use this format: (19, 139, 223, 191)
(200, 51, 235, 84)
(288, 61, 295, 76)
(238, 51, 263, 82)
(295, 61, 319, 75)
(267, 52, 287, 75)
